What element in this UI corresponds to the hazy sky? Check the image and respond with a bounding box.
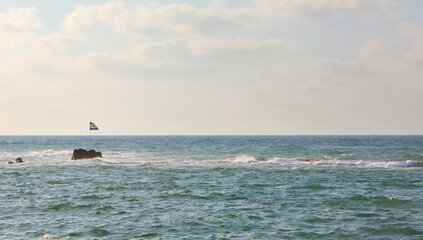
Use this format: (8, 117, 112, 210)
(1, 0, 423, 135)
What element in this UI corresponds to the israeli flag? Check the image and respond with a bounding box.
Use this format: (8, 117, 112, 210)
(90, 122, 99, 130)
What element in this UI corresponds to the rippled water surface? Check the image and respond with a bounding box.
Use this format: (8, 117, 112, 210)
(1, 136, 422, 239)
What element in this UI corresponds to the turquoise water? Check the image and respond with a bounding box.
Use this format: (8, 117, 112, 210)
(1, 136, 422, 239)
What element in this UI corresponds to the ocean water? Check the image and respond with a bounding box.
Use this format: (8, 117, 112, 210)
(0, 135, 422, 239)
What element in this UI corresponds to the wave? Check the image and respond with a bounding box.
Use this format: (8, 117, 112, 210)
(98, 154, 423, 169)
(226, 155, 423, 169)
(25, 149, 72, 157)
(0, 149, 72, 159)
(97, 158, 153, 166)
(2, 150, 422, 169)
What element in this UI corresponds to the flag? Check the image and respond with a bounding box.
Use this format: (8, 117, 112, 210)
(90, 122, 99, 130)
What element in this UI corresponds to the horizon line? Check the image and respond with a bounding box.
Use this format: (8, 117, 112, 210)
(1, 134, 423, 137)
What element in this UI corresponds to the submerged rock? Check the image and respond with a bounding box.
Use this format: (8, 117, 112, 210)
(7, 161, 14, 164)
(71, 149, 102, 160)
(15, 158, 23, 163)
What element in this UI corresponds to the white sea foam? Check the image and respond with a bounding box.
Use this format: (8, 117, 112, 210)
(2, 150, 422, 169)
(103, 151, 136, 157)
(98, 157, 153, 166)
(231, 155, 259, 164)
(113, 154, 422, 169)
(0, 149, 71, 159)
(42, 234, 66, 239)
(346, 160, 423, 168)
(0, 150, 73, 166)
(25, 149, 72, 157)
(225, 155, 423, 169)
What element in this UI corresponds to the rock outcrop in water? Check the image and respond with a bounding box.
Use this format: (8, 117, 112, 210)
(7, 157, 24, 164)
(71, 149, 102, 160)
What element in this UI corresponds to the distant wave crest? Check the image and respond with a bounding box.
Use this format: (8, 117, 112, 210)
(2, 150, 422, 169)
(226, 155, 423, 169)
(0, 149, 72, 159)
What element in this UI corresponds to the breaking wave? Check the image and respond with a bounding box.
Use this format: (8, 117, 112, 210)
(96, 154, 423, 169)
(225, 155, 423, 169)
(1, 150, 422, 169)
(0, 149, 72, 160)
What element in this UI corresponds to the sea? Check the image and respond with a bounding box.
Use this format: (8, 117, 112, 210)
(0, 135, 422, 239)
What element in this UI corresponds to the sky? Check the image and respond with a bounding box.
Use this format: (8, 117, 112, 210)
(1, 0, 423, 135)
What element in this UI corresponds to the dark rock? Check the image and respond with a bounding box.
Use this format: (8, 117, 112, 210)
(7, 161, 14, 164)
(15, 158, 23, 163)
(302, 158, 317, 162)
(256, 157, 266, 161)
(71, 149, 102, 160)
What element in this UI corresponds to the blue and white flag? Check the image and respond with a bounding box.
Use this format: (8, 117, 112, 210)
(90, 122, 99, 130)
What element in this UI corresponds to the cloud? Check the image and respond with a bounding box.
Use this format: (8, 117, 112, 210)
(0, 7, 41, 33)
(313, 21, 423, 84)
(0, 7, 78, 55)
(359, 37, 396, 59)
(0, 33, 78, 55)
(354, 24, 423, 77)
(63, 2, 251, 38)
(397, 22, 421, 37)
(1, 1, 422, 134)
(61, 0, 398, 41)
(186, 38, 293, 55)
(85, 37, 297, 80)
(253, 0, 397, 20)
(397, 22, 423, 63)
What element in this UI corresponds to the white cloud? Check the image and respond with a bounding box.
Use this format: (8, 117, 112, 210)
(63, 2, 251, 38)
(0, 7, 41, 33)
(186, 38, 293, 55)
(397, 22, 423, 63)
(0, 33, 78, 55)
(397, 22, 421, 37)
(359, 37, 395, 59)
(0, 1, 422, 134)
(83, 37, 297, 81)
(253, 0, 396, 20)
(61, 0, 398, 43)
(0, 7, 78, 55)
(352, 24, 423, 77)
